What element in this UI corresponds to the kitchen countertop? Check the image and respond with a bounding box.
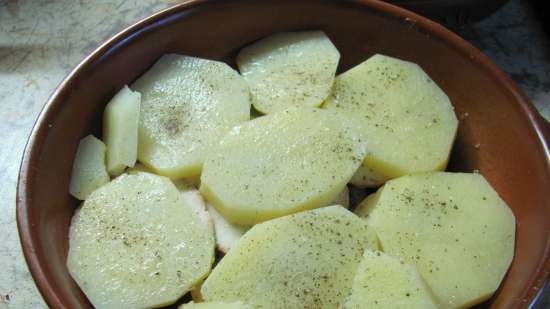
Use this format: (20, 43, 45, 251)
(0, 0, 548, 308)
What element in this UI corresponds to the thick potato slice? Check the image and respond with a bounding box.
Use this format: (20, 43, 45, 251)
(69, 135, 110, 200)
(356, 172, 516, 309)
(349, 165, 388, 188)
(201, 206, 378, 309)
(324, 54, 458, 179)
(103, 85, 141, 176)
(237, 31, 340, 114)
(341, 250, 438, 309)
(67, 173, 215, 309)
(200, 108, 367, 225)
(180, 301, 252, 309)
(132, 54, 251, 179)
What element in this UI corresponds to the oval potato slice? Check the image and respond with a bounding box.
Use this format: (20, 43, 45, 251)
(356, 172, 515, 309)
(200, 108, 367, 225)
(324, 54, 458, 179)
(132, 54, 251, 179)
(201, 206, 379, 309)
(237, 31, 340, 114)
(67, 173, 215, 309)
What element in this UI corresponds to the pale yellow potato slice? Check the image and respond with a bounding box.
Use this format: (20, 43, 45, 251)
(201, 206, 378, 309)
(341, 250, 438, 309)
(132, 54, 251, 179)
(237, 31, 340, 114)
(200, 108, 367, 225)
(69, 135, 110, 200)
(349, 165, 388, 188)
(324, 54, 458, 179)
(179, 301, 252, 309)
(103, 85, 141, 176)
(356, 172, 516, 309)
(67, 173, 215, 309)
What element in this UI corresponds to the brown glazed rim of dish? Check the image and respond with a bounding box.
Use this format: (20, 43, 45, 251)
(16, 0, 550, 308)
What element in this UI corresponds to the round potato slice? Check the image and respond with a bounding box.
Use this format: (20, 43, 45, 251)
(132, 54, 251, 179)
(356, 172, 515, 309)
(67, 173, 215, 309)
(237, 31, 340, 114)
(200, 108, 367, 225)
(324, 54, 458, 179)
(201, 206, 379, 309)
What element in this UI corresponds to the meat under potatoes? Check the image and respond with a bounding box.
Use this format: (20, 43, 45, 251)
(237, 31, 340, 114)
(67, 173, 215, 309)
(200, 107, 367, 225)
(324, 54, 458, 185)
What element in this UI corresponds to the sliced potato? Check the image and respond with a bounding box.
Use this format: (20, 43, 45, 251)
(132, 54, 251, 179)
(180, 301, 252, 309)
(67, 173, 215, 309)
(237, 31, 340, 114)
(324, 54, 458, 179)
(341, 250, 438, 309)
(200, 108, 367, 225)
(180, 189, 213, 233)
(206, 202, 249, 253)
(349, 165, 388, 188)
(69, 135, 110, 200)
(103, 85, 141, 176)
(201, 206, 378, 309)
(356, 172, 515, 309)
